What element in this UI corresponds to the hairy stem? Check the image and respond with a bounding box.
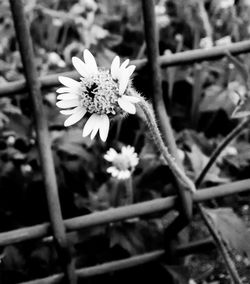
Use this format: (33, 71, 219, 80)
(137, 94, 243, 283)
(138, 98, 196, 193)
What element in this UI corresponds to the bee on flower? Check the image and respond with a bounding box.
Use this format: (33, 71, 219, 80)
(104, 146, 139, 180)
(56, 50, 140, 142)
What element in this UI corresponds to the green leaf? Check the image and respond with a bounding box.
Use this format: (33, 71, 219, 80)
(52, 128, 94, 158)
(109, 222, 145, 255)
(204, 207, 250, 259)
(199, 85, 235, 116)
(231, 96, 250, 118)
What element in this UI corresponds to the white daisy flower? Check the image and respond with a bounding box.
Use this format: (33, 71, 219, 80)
(56, 50, 140, 142)
(104, 146, 139, 180)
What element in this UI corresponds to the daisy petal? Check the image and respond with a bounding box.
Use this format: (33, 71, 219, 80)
(60, 108, 79, 115)
(107, 166, 115, 173)
(118, 97, 136, 114)
(104, 148, 118, 161)
(64, 108, 87, 127)
(82, 113, 99, 138)
(111, 56, 120, 79)
(118, 171, 125, 180)
(56, 99, 79, 109)
(56, 87, 71, 93)
(122, 95, 140, 103)
(84, 50, 98, 75)
(58, 76, 80, 88)
(126, 65, 136, 78)
(99, 114, 110, 142)
(90, 123, 99, 140)
(119, 72, 130, 95)
(107, 166, 118, 177)
(57, 93, 79, 100)
(72, 57, 89, 77)
(120, 59, 130, 69)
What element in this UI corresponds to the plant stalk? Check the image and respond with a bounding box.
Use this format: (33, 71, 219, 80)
(196, 117, 250, 187)
(198, 204, 242, 284)
(138, 98, 196, 194)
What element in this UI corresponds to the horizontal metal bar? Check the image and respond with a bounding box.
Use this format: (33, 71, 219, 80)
(19, 250, 165, 284)
(64, 194, 176, 231)
(193, 179, 250, 202)
(0, 179, 249, 247)
(159, 39, 250, 67)
(1, 40, 250, 97)
(0, 196, 176, 247)
(17, 237, 217, 284)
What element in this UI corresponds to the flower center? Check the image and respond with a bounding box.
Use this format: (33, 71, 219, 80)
(113, 155, 132, 171)
(80, 70, 121, 116)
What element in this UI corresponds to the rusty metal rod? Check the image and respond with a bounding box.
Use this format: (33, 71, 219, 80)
(1, 40, 250, 97)
(8, 1, 76, 283)
(141, 0, 193, 226)
(0, 179, 249, 247)
(18, 237, 217, 284)
(19, 250, 165, 284)
(141, 0, 178, 157)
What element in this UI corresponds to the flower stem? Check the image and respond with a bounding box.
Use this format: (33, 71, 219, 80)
(138, 98, 196, 193)
(196, 117, 250, 187)
(125, 177, 133, 205)
(138, 96, 242, 283)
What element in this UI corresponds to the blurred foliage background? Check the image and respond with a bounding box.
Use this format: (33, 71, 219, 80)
(0, 0, 250, 283)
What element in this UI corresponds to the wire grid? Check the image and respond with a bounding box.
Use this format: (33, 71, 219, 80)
(0, 0, 249, 283)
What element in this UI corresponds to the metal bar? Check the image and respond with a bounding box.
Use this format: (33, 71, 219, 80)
(141, 0, 193, 233)
(0, 179, 249, 247)
(1, 40, 250, 97)
(17, 237, 217, 284)
(141, 0, 179, 157)
(193, 179, 250, 202)
(8, 1, 76, 283)
(0, 196, 176, 247)
(19, 250, 165, 284)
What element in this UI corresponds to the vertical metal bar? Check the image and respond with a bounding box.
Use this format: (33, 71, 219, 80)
(141, 0, 179, 159)
(141, 0, 192, 217)
(141, 0, 193, 269)
(9, 1, 76, 283)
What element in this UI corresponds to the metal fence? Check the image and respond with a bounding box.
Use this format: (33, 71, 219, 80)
(0, 0, 249, 283)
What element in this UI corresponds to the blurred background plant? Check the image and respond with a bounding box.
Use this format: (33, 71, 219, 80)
(1, 0, 250, 283)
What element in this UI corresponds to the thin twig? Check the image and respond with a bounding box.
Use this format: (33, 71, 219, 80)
(197, 204, 242, 284)
(194, 117, 250, 284)
(196, 117, 250, 187)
